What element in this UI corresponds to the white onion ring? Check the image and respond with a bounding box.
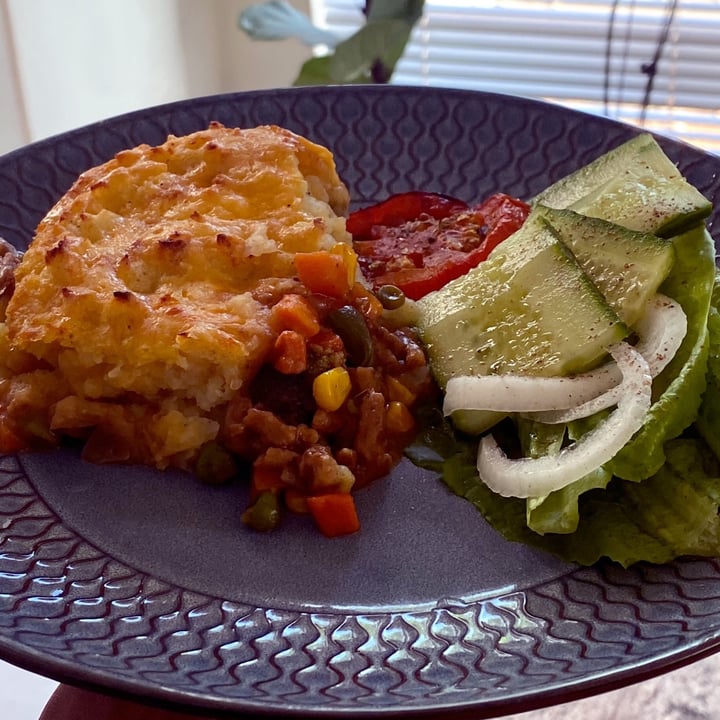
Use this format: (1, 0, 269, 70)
(443, 293, 685, 422)
(443, 369, 617, 415)
(531, 294, 686, 424)
(476, 342, 651, 498)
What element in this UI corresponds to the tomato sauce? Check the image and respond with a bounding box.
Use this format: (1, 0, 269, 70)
(349, 192, 530, 300)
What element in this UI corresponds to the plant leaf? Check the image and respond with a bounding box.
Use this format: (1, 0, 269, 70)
(329, 19, 413, 84)
(367, 0, 425, 24)
(293, 55, 334, 86)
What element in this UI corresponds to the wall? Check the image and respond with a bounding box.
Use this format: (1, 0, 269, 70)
(0, 0, 312, 154)
(0, 1, 28, 151)
(209, 0, 312, 94)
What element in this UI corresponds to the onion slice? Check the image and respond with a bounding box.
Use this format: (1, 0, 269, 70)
(476, 342, 651, 498)
(443, 293, 685, 420)
(530, 294, 686, 424)
(443, 369, 618, 415)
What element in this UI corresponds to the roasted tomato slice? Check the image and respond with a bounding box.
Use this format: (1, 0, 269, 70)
(350, 192, 530, 300)
(346, 191, 468, 237)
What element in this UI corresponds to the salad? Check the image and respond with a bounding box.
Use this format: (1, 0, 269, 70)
(354, 133, 720, 568)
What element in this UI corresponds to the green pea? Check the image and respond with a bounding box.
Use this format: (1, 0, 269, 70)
(195, 442, 237, 485)
(376, 284, 406, 310)
(242, 491, 281, 532)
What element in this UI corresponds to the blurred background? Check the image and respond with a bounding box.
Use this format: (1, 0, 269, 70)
(1, 0, 719, 156)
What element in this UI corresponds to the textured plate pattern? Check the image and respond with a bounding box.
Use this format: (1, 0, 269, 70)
(1, 86, 720, 718)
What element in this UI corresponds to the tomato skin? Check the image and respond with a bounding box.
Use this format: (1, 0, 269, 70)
(350, 192, 530, 300)
(370, 246, 488, 301)
(347, 191, 468, 237)
(475, 193, 532, 256)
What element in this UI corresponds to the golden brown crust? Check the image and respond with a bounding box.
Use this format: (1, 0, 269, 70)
(1, 123, 351, 467)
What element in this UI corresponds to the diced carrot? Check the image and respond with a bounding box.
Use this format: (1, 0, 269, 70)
(251, 463, 285, 498)
(295, 251, 351, 298)
(306, 493, 361, 537)
(270, 294, 321, 338)
(272, 330, 307, 374)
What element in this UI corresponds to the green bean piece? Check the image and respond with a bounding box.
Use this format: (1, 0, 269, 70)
(327, 305, 374, 366)
(376, 284, 406, 310)
(242, 491, 281, 532)
(195, 442, 238, 485)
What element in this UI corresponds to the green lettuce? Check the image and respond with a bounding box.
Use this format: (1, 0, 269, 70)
(407, 226, 720, 566)
(696, 268, 720, 457)
(608, 225, 715, 479)
(409, 418, 720, 567)
(521, 415, 613, 535)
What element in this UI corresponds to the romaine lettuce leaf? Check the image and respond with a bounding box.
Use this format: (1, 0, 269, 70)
(526, 465, 612, 536)
(406, 225, 720, 567)
(519, 226, 715, 535)
(522, 415, 613, 535)
(417, 423, 720, 567)
(607, 225, 715, 480)
(564, 438, 720, 566)
(696, 269, 720, 459)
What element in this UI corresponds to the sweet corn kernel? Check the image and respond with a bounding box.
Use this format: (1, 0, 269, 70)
(313, 367, 352, 412)
(385, 401, 415, 433)
(332, 242, 358, 286)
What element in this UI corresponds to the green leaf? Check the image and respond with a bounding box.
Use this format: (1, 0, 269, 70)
(293, 55, 334, 86)
(607, 224, 716, 480)
(560, 437, 720, 567)
(520, 416, 613, 535)
(329, 19, 413, 84)
(696, 269, 720, 458)
(405, 405, 472, 472)
(526, 466, 613, 535)
(367, 0, 425, 24)
(436, 433, 720, 567)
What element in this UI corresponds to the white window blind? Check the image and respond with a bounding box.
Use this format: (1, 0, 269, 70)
(309, 0, 720, 154)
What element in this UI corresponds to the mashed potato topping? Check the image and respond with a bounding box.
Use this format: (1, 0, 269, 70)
(9, 122, 349, 407)
(0, 123, 434, 534)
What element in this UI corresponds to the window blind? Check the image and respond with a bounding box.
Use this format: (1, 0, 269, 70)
(309, 0, 720, 153)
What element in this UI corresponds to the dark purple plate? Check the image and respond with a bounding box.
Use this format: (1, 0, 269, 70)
(1, 86, 719, 719)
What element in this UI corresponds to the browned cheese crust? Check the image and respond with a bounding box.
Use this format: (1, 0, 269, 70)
(0, 123, 351, 467)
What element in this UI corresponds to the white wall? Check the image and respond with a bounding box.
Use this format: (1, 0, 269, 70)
(0, 0, 312, 155)
(0, 1, 28, 151)
(208, 0, 312, 93)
